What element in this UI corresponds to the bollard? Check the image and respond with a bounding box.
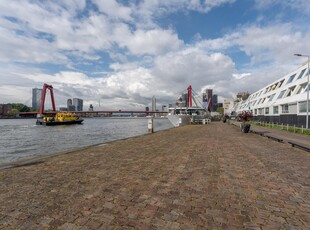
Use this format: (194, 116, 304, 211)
(148, 118, 154, 134)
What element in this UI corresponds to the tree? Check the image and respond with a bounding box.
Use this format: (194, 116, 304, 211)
(12, 103, 30, 112)
(217, 107, 224, 115)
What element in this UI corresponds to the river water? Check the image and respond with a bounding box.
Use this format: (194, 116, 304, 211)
(0, 117, 174, 164)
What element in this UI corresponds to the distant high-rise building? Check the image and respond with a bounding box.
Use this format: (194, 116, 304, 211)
(152, 96, 156, 112)
(162, 105, 168, 112)
(89, 104, 94, 111)
(206, 89, 213, 112)
(202, 89, 213, 112)
(73, 98, 83, 111)
(224, 99, 236, 116)
(67, 98, 75, 111)
(212, 94, 218, 112)
(68, 105, 76, 111)
(32, 88, 42, 111)
(67, 99, 72, 107)
(236, 92, 250, 101)
(145, 106, 149, 116)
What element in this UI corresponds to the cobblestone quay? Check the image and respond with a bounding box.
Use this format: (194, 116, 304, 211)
(0, 122, 309, 229)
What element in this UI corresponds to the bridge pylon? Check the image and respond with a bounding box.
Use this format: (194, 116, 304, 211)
(39, 84, 56, 115)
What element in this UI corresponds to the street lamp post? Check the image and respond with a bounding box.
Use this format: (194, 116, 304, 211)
(294, 54, 309, 129)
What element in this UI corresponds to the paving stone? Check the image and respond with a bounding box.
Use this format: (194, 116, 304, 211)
(0, 123, 309, 229)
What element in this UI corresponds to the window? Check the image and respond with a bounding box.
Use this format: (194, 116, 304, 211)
(286, 74, 296, 84)
(257, 98, 262, 104)
(277, 90, 286, 99)
(297, 68, 306, 79)
(277, 80, 284, 88)
(282, 104, 289, 113)
(286, 86, 296, 97)
(265, 107, 269, 114)
(254, 109, 257, 115)
(258, 108, 263, 115)
(296, 83, 307, 94)
(273, 106, 279, 114)
(299, 101, 310, 113)
(269, 93, 276, 101)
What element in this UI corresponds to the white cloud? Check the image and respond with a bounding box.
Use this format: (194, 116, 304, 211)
(232, 73, 251, 79)
(93, 0, 132, 21)
(152, 50, 235, 93)
(235, 23, 306, 65)
(1, 0, 310, 109)
(124, 29, 183, 55)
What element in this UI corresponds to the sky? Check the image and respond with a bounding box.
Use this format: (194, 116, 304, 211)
(0, 0, 310, 110)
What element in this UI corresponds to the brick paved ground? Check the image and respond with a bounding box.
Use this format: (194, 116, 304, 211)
(0, 122, 309, 229)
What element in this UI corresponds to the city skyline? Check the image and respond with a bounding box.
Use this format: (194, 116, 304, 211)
(0, 0, 310, 110)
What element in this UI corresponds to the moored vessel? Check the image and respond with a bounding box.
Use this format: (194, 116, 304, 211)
(36, 112, 83, 126)
(167, 85, 211, 126)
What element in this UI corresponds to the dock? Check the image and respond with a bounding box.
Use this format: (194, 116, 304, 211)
(0, 122, 309, 229)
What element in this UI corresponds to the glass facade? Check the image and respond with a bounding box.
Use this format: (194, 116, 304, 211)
(73, 98, 83, 111)
(32, 88, 42, 111)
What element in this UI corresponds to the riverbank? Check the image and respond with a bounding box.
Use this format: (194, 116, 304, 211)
(0, 122, 309, 229)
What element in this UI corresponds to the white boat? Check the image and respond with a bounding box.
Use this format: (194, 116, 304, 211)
(167, 85, 210, 126)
